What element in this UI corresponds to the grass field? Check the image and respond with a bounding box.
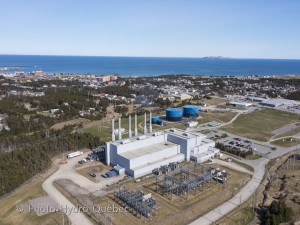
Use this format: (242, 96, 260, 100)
(0, 157, 69, 225)
(271, 137, 300, 147)
(91, 164, 251, 225)
(51, 118, 91, 129)
(221, 108, 300, 142)
(201, 97, 227, 105)
(216, 199, 255, 225)
(82, 115, 187, 141)
(200, 112, 238, 124)
(82, 115, 146, 141)
(245, 154, 262, 160)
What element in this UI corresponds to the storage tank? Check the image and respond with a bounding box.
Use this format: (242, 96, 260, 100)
(183, 105, 199, 117)
(166, 108, 183, 121)
(151, 116, 160, 124)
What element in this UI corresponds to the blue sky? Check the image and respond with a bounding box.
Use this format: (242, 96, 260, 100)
(0, 0, 299, 59)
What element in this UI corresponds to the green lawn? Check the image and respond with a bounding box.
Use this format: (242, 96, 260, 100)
(265, 159, 277, 171)
(199, 112, 238, 124)
(82, 114, 187, 141)
(82, 115, 146, 142)
(245, 154, 262, 160)
(221, 108, 300, 142)
(271, 137, 300, 147)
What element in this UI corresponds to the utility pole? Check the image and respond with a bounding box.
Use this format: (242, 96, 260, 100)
(62, 210, 64, 225)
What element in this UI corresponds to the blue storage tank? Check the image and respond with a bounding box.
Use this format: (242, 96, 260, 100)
(158, 120, 163, 125)
(166, 108, 183, 121)
(183, 105, 199, 117)
(152, 116, 160, 124)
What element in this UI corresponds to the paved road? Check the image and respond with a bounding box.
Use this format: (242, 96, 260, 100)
(190, 132, 300, 225)
(190, 158, 268, 225)
(42, 152, 124, 225)
(42, 153, 93, 225)
(212, 159, 254, 175)
(189, 107, 300, 224)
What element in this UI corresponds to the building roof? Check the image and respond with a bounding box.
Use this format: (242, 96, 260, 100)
(165, 128, 204, 139)
(119, 141, 178, 160)
(229, 101, 252, 107)
(261, 98, 294, 106)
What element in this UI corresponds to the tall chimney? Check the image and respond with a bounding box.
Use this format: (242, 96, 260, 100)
(149, 111, 152, 133)
(118, 117, 122, 140)
(128, 115, 132, 138)
(134, 114, 138, 136)
(111, 118, 115, 141)
(144, 112, 147, 134)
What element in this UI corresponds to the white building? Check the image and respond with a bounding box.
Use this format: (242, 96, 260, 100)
(229, 101, 252, 109)
(105, 113, 218, 178)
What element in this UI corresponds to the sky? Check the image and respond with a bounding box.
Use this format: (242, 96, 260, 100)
(0, 0, 300, 59)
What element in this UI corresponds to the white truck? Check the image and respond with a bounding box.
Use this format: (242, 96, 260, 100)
(67, 151, 83, 158)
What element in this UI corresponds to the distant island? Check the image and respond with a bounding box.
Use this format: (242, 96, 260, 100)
(203, 56, 231, 59)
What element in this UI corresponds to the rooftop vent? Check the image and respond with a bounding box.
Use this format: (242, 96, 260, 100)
(121, 139, 130, 144)
(137, 135, 146, 140)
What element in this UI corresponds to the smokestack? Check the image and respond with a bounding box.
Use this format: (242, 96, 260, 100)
(111, 118, 115, 141)
(118, 117, 122, 140)
(149, 111, 152, 133)
(128, 115, 132, 138)
(144, 112, 147, 134)
(134, 114, 138, 136)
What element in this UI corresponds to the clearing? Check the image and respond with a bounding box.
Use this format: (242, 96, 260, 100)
(271, 137, 300, 147)
(0, 156, 70, 225)
(221, 108, 300, 142)
(51, 118, 91, 129)
(199, 111, 238, 124)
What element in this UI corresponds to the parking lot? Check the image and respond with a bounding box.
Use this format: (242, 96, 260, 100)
(205, 130, 274, 156)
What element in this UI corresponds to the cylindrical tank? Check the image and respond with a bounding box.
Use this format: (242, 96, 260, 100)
(151, 116, 160, 124)
(183, 105, 199, 117)
(166, 108, 183, 121)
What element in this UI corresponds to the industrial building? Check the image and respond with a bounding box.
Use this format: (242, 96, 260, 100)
(105, 113, 219, 178)
(246, 97, 295, 107)
(259, 98, 295, 107)
(229, 101, 252, 109)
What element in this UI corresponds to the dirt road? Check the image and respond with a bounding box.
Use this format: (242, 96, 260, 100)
(42, 152, 124, 225)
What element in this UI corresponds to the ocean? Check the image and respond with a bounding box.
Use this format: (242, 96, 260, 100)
(0, 55, 300, 76)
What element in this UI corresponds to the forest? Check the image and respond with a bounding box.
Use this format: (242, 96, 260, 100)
(263, 200, 293, 225)
(0, 130, 102, 197)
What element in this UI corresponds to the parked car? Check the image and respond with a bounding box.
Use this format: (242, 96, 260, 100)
(90, 173, 96, 178)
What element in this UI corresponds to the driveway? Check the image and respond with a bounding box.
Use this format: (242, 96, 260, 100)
(43, 152, 124, 225)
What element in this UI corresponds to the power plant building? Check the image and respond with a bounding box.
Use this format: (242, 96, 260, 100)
(105, 113, 218, 178)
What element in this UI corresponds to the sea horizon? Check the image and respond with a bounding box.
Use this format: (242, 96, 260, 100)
(1, 53, 300, 60)
(1, 54, 300, 76)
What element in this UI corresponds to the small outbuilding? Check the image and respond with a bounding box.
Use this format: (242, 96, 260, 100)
(113, 165, 125, 175)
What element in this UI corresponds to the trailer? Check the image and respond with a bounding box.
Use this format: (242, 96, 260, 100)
(67, 151, 83, 158)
